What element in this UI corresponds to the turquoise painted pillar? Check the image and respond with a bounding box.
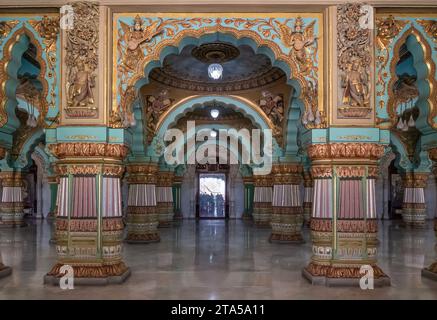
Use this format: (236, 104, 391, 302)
(242, 177, 254, 220)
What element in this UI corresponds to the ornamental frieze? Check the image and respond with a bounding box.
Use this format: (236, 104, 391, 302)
(48, 143, 128, 160)
(157, 172, 174, 187)
(307, 143, 385, 161)
(0, 172, 26, 187)
(402, 172, 429, 188)
(54, 163, 125, 177)
(56, 217, 124, 232)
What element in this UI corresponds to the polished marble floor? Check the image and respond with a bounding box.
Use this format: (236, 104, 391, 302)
(0, 218, 437, 299)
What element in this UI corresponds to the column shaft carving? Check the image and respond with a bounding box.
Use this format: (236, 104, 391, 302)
(125, 163, 160, 243)
(0, 171, 26, 228)
(401, 172, 429, 228)
(270, 163, 304, 243)
(252, 174, 273, 227)
(303, 171, 313, 226)
(157, 171, 174, 228)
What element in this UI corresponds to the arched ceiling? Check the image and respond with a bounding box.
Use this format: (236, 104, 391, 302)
(149, 42, 285, 92)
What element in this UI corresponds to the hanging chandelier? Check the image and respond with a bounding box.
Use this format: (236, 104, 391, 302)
(208, 63, 223, 80)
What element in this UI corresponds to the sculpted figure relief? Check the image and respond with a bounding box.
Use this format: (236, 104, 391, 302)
(144, 89, 173, 144)
(341, 58, 369, 108)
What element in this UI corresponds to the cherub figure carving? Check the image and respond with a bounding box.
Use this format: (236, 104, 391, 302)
(145, 89, 173, 144)
(277, 17, 317, 73)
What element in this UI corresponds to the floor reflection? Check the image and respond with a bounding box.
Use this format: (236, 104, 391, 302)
(0, 218, 437, 299)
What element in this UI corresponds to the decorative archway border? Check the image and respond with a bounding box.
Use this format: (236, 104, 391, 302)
(387, 27, 436, 130)
(112, 12, 323, 130)
(375, 14, 437, 129)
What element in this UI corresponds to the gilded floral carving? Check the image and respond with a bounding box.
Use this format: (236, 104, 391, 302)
(308, 143, 385, 161)
(64, 2, 99, 118)
(0, 20, 19, 46)
(337, 3, 372, 119)
(143, 90, 174, 144)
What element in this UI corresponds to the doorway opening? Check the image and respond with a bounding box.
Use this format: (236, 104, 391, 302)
(196, 163, 230, 219)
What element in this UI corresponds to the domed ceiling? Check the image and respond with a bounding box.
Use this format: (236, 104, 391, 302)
(149, 42, 285, 92)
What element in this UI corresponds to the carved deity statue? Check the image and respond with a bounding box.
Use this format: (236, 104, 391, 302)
(341, 58, 369, 108)
(67, 61, 95, 108)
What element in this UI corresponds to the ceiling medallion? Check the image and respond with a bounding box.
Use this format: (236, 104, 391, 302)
(192, 42, 240, 63)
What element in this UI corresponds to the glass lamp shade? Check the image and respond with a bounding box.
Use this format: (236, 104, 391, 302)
(208, 63, 223, 80)
(210, 109, 220, 119)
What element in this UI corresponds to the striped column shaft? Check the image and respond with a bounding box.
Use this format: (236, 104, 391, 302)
(303, 172, 313, 226)
(303, 143, 390, 287)
(125, 163, 160, 243)
(0, 171, 26, 228)
(252, 181, 273, 227)
(269, 163, 303, 243)
(402, 173, 428, 228)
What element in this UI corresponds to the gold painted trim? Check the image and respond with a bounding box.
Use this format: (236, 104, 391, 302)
(112, 12, 324, 131)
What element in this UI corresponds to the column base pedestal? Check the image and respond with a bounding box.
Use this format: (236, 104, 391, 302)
(242, 213, 252, 221)
(0, 221, 27, 228)
(422, 262, 437, 281)
(125, 233, 160, 244)
(44, 263, 131, 286)
(302, 263, 391, 287)
(402, 209, 427, 228)
(0, 264, 12, 279)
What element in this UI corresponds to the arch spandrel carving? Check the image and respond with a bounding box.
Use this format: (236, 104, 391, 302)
(112, 13, 324, 132)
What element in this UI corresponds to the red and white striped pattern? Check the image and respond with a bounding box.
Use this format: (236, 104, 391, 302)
(102, 177, 122, 217)
(303, 187, 313, 203)
(312, 179, 332, 218)
(156, 186, 173, 203)
(254, 187, 273, 203)
(403, 187, 425, 204)
(272, 185, 301, 206)
(57, 176, 122, 218)
(1, 187, 22, 202)
(128, 184, 157, 206)
(367, 178, 376, 218)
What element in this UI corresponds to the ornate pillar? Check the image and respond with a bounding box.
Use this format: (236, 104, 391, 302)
(157, 171, 174, 228)
(242, 176, 254, 220)
(44, 143, 130, 285)
(252, 174, 273, 227)
(270, 163, 304, 243)
(173, 175, 183, 220)
(0, 147, 12, 278)
(303, 143, 390, 287)
(125, 163, 160, 243)
(401, 172, 429, 228)
(0, 171, 26, 228)
(303, 171, 313, 226)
